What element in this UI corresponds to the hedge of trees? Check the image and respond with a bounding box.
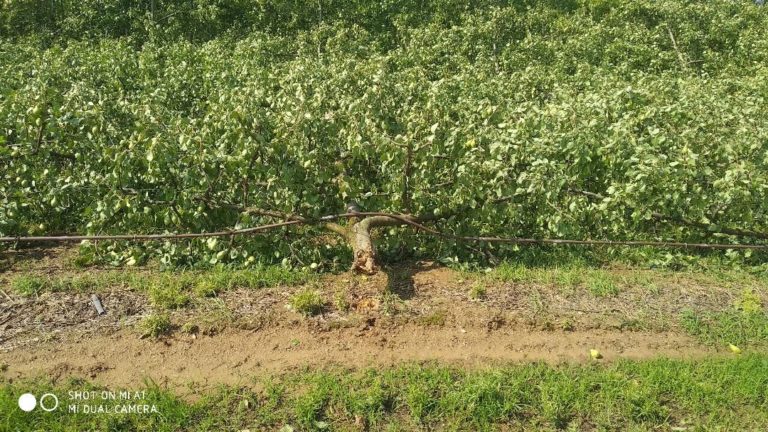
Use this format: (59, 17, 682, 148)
(2, 0, 767, 269)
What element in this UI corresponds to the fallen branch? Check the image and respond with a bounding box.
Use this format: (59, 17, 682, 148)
(0, 289, 12, 302)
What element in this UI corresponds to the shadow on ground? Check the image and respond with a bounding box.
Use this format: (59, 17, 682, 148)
(384, 261, 441, 300)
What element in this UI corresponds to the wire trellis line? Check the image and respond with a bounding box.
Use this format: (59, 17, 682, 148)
(1, 212, 767, 251)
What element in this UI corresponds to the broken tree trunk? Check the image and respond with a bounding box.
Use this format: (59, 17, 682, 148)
(346, 214, 429, 275)
(349, 217, 378, 274)
(222, 203, 446, 275)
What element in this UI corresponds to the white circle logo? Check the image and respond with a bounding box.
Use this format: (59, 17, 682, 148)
(18, 393, 36, 412)
(40, 393, 59, 412)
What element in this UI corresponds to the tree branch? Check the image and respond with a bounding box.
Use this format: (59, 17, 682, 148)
(199, 198, 349, 238)
(666, 25, 688, 69)
(33, 117, 45, 154)
(401, 141, 413, 213)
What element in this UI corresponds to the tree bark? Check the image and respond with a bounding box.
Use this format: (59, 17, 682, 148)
(198, 199, 461, 273)
(349, 218, 377, 274)
(346, 214, 425, 274)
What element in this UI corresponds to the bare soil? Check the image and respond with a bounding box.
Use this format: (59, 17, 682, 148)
(1, 326, 710, 392)
(0, 248, 751, 391)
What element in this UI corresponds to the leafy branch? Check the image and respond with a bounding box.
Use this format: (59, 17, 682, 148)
(570, 189, 768, 240)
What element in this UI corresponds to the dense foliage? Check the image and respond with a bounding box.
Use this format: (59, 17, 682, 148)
(2, 0, 767, 267)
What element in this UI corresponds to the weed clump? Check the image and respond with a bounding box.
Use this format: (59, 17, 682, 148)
(180, 322, 200, 334)
(194, 279, 219, 298)
(140, 313, 172, 338)
(11, 275, 46, 296)
(586, 271, 620, 297)
(735, 289, 763, 314)
(334, 290, 350, 312)
(148, 280, 190, 310)
(468, 282, 487, 300)
(419, 309, 448, 326)
(290, 289, 324, 316)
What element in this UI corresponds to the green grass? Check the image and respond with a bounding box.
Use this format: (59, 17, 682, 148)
(148, 276, 191, 310)
(478, 260, 768, 298)
(9, 275, 46, 296)
(2, 356, 767, 431)
(680, 288, 768, 347)
(418, 309, 448, 326)
(139, 313, 173, 339)
(468, 282, 487, 301)
(7, 267, 313, 298)
(736, 288, 764, 314)
(681, 309, 768, 348)
(333, 290, 350, 313)
(485, 263, 624, 297)
(586, 270, 620, 297)
(192, 278, 218, 298)
(289, 289, 325, 316)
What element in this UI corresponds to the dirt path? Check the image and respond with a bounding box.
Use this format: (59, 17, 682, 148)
(2, 254, 751, 391)
(0, 325, 713, 390)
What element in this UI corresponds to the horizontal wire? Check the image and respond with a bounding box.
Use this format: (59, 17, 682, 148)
(1, 212, 766, 250)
